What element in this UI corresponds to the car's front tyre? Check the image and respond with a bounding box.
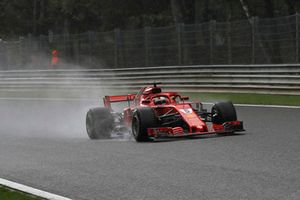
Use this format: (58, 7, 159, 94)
(132, 107, 157, 142)
(211, 101, 237, 124)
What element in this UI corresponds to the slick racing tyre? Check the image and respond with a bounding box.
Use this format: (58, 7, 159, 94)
(132, 107, 157, 142)
(211, 101, 237, 125)
(86, 107, 114, 139)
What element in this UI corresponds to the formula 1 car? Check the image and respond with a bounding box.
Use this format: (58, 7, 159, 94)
(86, 83, 244, 142)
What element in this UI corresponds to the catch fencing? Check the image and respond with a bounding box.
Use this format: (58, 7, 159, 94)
(0, 64, 299, 95)
(0, 15, 300, 70)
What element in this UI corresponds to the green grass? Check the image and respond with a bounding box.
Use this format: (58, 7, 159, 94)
(183, 92, 300, 106)
(0, 89, 299, 106)
(0, 185, 44, 200)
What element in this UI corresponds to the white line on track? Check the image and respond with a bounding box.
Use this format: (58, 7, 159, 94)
(202, 102, 300, 109)
(0, 97, 299, 109)
(0, 178, 72, 200)
(234, 103, 300, 109)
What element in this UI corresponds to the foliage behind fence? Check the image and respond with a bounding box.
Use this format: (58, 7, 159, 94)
(0, 14, 299, 70)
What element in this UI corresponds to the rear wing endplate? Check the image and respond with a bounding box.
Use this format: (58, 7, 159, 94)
(103, 94, 136, 109)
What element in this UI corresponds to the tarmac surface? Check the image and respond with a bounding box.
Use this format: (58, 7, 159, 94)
(0, 99, 299, 200)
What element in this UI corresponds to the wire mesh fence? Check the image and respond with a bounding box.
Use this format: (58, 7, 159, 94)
(0, 14, 300, 70)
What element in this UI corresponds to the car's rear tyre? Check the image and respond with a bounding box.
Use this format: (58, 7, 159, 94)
(211, 101, 237, 125)
(86, 107, 114, 139)
(132, 107, 157, 142)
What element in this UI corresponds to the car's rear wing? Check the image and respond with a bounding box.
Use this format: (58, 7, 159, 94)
(103, 94, 136, 109)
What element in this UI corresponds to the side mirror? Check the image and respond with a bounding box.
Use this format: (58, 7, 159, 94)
(181, 96, 189, 101)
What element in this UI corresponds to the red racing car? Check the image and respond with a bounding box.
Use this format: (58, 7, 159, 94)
(86, 83, 244, 142)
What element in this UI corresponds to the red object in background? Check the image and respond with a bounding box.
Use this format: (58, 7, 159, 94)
(50, 49, 58, 68)
(52, 49, 58, 57)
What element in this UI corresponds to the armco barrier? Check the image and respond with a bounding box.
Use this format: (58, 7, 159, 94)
(0, 64, 299, 95)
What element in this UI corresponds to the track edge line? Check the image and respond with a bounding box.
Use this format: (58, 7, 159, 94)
(0, 178, 72, 200)
(202, 102, 300, 109)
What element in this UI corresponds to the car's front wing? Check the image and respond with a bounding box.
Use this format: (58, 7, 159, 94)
(147, 121, 245, 138)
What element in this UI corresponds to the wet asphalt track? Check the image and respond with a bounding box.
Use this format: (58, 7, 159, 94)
(0, 99, 299, 200)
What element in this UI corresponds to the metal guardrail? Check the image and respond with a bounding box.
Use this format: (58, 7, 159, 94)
(0, 64, 299, 95)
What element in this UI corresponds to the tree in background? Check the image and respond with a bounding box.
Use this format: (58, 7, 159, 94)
(0, 0, 299, 39)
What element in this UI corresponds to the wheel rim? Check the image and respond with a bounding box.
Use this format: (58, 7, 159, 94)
(212, 107, 220, 124)
(212, 107, 218, 118)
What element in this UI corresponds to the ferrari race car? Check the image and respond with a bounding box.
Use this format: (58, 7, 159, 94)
(86, 83, 244, 142)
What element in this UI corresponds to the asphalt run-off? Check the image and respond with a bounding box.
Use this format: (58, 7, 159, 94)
(0, 99, 299, 200)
